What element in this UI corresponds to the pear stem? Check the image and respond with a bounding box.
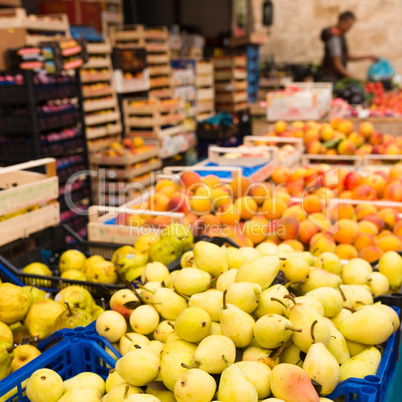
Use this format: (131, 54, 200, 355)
(270, 297, 288, 308)
(287, 326, 302, 333)
(101, 297, 106, 310)
(221, 355, 230, 367)
(181, 362, 200, 369)
(124, 385, 129, 399)
(344, 306, 356, 312)
(270, 342, 286, 360)
(338, 286, 347, 301)
(131, 286, 145, 305)
(65, 301, 73, 316)
(310, 320, 318, 343)
(161, 281, 166, 288)
(223, 289, 228, 310)
(125, 334, 133, 341)
(284, 294, 296, 305)
(167, 321, 175, 329)
(173, 288, 190, 301)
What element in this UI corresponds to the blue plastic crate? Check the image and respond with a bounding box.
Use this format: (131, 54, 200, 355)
(330, 383, 377, 402)
(246, 45, 260, 103)
(0, 337, 118, 401)
(328, 306, 400, 402)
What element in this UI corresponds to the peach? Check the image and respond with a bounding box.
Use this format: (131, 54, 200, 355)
(390, 163, 402, 180)
(349, 132, 365, 148)
(308, 212, 332, 232)
(291, 121, 305, 129)
(271, 166, 292, 184)
(377, 229, 394, 239)
(234, 196, 258, 220)
(329, 203, 355, 222)
(180, 171, 201, 191)
(320, 124, 334, 141)
(314, 188, 336, 201)
(303, 195, 323, 215)
(326, 149, 338, 156)
(155, 179, 177, 193)
(199, 214, 221, 230)
(262, 198, 287, 220)
(189, 196, 211, 216)
(394, 221, 402, 237)
(353, 233, 375, 252)
(202, 175, 221, 189)
(359, 246, 383, 263)
(211, 187, 231, 211)
(376, 235, 402, 252)
(355, 204, 377, 221)
(291, 168, 307, 181)
(363, 214, 385, 231)
(249, 183, 271, 205)
(358, 220, 379, 236)
(385, 143, 401, 155)
(355, 145, 373, 156)
(358, 121, 374, 138)
(277, 216, 300, 240)
(310, 232, 331, 247)
(352, 185, 377, 201)
(337, 139, 356, 155)
(303, 168, 321, 186)
(158, 184, 177, 198)
(310, 237, 337, 256)
(339, 191, 353, 199)
(378, 208, 399, 229)
(383, 181, 402, 202)
(372, 144, 385, 154)
(343, 171, 363, 191)
(281, 239, 304, 252)
(283, 205, 307, 222)
(217, 203, 241, 226)
(304, 129, 320, 145)
(286, 179, 305, 197)
(148, 193, 170, 212)
(362, 174, 386, 197)
(375, 170, 390, 182)
(298, 219, 320, 245)
(333, 219, 359, 244)
(232, 235, 254, 248)
(229, 176, 251, 198)
(338, 120, 354, 135)
(275, 120, 287, 134)
(243, 220, 268, 245)
(307, 140, 324, 154)
(276, 189, 291, 207)
(151, 216, 172, 228)
(369, 132, 383, 145)
(167, 192, 189, 213)
(184, 213, 197, 226)
(336, 244, 358, 260)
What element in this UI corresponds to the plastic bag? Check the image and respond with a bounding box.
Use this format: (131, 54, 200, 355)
(368, 58, 395, 81)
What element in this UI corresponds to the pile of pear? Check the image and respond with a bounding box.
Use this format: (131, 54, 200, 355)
(0, 283, 103, 385)
(91, 241, 401, 402)
(23, 223, 193, 286)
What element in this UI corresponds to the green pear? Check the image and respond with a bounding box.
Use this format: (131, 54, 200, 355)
(341, 261, 370, 285)
(52, 305, 92, 332)
(219, 293, 255, 348)
(281, 256, 310, 282)
(254, 285, 289, 318)
(26, 369, 64, 402)
(327, 327, 350, 364)
(300, 268, 342, 293)
(174, 368, 216, 402)
(174, 268, 211, 296)
(59, 249, 86, 272)
(369, 272, 390, 297)
(339, 307, 394, 345)
(235, 256, 280, 290)
(58, 387, 102, 401)
(331, 309, 352, 329)
(256, 242, 278, 256)
(242, 346, 271, 362)
(103, 383, 143, 402)
(116, 349, 160, 386)
(217, 361, 258, 402)
(96, 311, 127, 343)
(194, 335, 236, 374)
(152, 288, 187, 320)
(105, 370, 126, 393)
(154, 320, 175, 343)
(254, 314, 301, 349)
(314, 252, 342, 275)
(162, 222, 194, 252)
(25, 300, 66, 340)
(303, 342, 340, 396)
(286, 299, 331, 353)
(64, 372, 105, 395)
(160, 350, 195, 391)
(339, 285, 373, 309)
(279, 344, 303, 367)
(149, 237, 183, 266)
(0, 283, 31, 324)
(188, 289, 223, 321)
(233, 361, 271, 399)
(216, 269, 238, 292)
(378, 251, 402, 290)
(193, 241, 228, 277)
(0, 342, 14, 380)
(226, 282, 261, 313)
(141, 262, 169, 283)
(270, 363, 319, 402)
(175, 307, 211, 343)
(340, 347, 381, 382)
(305, 288, 343, 318)
(130, 305, 160, 335)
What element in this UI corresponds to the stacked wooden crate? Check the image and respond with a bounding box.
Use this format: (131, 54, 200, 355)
(109, 24, 145, 48)
(0, 7, 70, 45)
(146, 26, 172, 99)
(95, 0, 124, 34)
(196, 61, 215, 121)
(213, 55, 248, 113)
(81, 41, 122, 154)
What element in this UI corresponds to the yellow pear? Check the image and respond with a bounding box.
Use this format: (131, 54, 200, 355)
(0, 283, 31, 324)
(174, 368, 216, 402)
(59, 249, 86, 272)
(378, 251, 402, 290)
(254, 285, 289, 318)
(11, 344, 41, 372)
(340, 347, 381, 382)
(188, 289, 223, 321)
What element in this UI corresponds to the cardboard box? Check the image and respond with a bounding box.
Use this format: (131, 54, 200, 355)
(0, 28, 26, 71)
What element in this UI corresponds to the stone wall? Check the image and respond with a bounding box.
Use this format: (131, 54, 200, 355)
(252, 0, 402, 79)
